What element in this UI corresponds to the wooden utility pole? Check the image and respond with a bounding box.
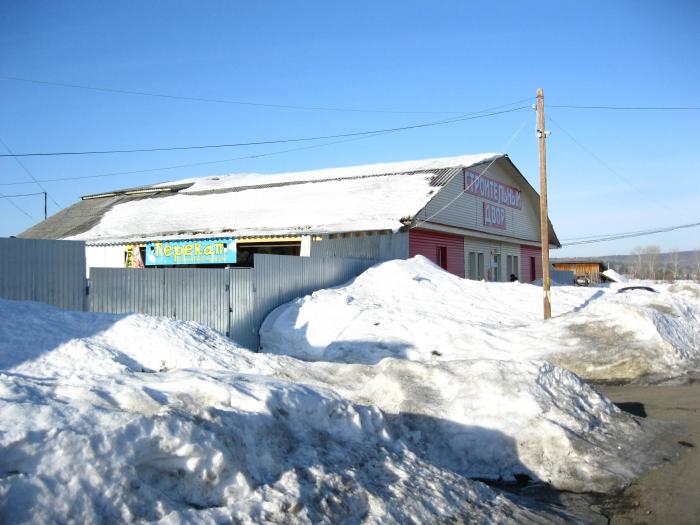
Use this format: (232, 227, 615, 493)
(537, 88, 551, 320)
(43, 192, 47, 220)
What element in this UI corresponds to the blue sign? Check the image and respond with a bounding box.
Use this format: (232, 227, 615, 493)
(145, 238, 236, 266)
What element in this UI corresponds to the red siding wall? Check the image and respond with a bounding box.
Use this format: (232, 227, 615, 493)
(409, 229, 465, 277)
(520, 245, 542, 282)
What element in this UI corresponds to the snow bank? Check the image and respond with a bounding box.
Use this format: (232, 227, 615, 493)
(0, 298, 585, 523)
(261, 256, 700, 382)
(272, 357, 662, 493)
(602, 268, 627, 283)
(547, 284, 700, 382)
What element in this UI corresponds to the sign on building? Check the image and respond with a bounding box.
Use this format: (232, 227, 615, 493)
(464, 170, 522, 209)
(483, 203, 506, 229)
(145, 238, 237, 266)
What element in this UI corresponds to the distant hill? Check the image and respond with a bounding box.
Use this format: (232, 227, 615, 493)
(603, 250, 696, 266)
(553, 250, 699, 280)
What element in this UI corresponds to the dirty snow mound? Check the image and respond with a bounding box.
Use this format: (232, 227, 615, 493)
(0, 299, 580, 524)
(547, 285, 700, 382)
(271, 356, 664, 493)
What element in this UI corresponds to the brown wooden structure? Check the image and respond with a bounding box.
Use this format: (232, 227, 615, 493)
(551, 259, 608, 284)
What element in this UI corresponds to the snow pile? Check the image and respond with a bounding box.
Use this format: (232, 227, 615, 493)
(0, 297, 665, 522)
(548, 284, 700, 381)
(260, 256, 700, 382)
(602, 268, 627, 283)
(0, 298, 588, 523)
(272, 357, 661, 493)
(667, 280, 700, 308)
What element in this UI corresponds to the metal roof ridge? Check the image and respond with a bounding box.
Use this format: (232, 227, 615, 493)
(81, 182, 194, 200)
(183, 168, 458, 196)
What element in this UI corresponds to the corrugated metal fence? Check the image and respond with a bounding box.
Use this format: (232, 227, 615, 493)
(89, 254, 377, 349)
(249, 254, 376, 348)
(0, 238, 378, 350)
(89, 267, 231, 335)
(550, 268, 575, 285)
(0, 238, 86, 310)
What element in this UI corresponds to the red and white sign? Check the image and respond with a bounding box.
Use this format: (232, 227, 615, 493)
(483, 203, 506, 229)
(464, 170, 522, 209)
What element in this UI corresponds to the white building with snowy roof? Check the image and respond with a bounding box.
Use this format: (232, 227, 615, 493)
(19, 153, 560, 282)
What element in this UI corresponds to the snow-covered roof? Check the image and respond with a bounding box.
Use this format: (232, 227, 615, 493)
(153, 153, 502, 194)
(21, 153, 504, 242)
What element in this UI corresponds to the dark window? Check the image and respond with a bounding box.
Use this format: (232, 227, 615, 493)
(530, 256, 536, 281)
(437, 246, 448, 270)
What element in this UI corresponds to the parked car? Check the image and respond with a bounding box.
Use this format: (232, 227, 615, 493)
(574, 275, 590, 287)
(617, 286, 657, 294)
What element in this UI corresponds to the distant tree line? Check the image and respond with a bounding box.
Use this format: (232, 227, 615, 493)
(604, 246, 700, 281)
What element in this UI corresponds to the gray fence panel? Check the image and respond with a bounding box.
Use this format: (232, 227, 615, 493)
(551, 268, 575, 286)
(250, 254, 377, 348)
(90, 268, 163, 315)
(89, 254, 377, 350)
(0, 238, 85, 310)
(165, 269, 230, 335)
(252, 254, 282, 334)
(379, 232, 409, 261)
(229, 269, 257, 349)
(90, 268, 230, 335)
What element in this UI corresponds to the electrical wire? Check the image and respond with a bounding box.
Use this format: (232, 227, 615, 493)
(561, 221, 700, 246)
(410, 110, 532, 230)
(0, 191, 46, 198)
(550, 104, 700, 111)
(545, 115, 674, 214)
(0, 191, 37, 222)
(0, 75, 534, 115)
(0, 121, 446, 187)
(0, 106, 530, 158)
(0, 137, 61, 208)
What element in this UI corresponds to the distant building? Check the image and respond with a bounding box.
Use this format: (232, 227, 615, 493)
(551, 259, 609, 284)
(19, 153, 560, 282)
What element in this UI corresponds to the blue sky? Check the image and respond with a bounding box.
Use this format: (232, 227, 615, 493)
(1, 1, 698, 256)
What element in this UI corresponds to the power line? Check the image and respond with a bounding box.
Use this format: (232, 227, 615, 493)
(0, 106, 530, 159)
(0, 74, 534, 115)
(0, 122, 447, 187)
(550, 104, 700, 111)
(561, 221, 700, 246)
(6, 75, 700, 113)
(546, 115, 673, 214)
(411, 112, 531, 230)
(0, 191, 45, 198)
(0, 137, 61, 208)
(562, 223, 683, 242)
(0, 191, 37, 222)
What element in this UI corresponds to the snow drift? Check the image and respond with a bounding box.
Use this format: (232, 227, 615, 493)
(2, 299, 570, 524)
(261, 256, 700, 382)
(0, 296, 669, 523)
(272, 357, 663, 493)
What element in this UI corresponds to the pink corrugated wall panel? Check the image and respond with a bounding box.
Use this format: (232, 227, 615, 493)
(520, 245, 542, 282)
(409, 229, 465, 278)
